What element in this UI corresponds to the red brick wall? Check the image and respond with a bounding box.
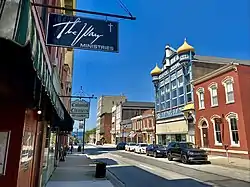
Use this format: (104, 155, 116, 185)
(100, 113, 112, 143)
(194, 66, 249, 157)
(237, 65, 250, 154)
(17, 109, 38, 187)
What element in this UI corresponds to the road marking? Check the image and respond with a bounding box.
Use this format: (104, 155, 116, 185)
(139, 164, 154, 170)
(112, 154, 123, 158)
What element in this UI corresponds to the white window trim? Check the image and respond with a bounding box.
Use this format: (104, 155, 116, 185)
(196, 87, 205, 110)
(208, 83, 218, 107)
(210, 115, 223, 146)
(225, 112, 240, 147)
(222, 76, 235, 104)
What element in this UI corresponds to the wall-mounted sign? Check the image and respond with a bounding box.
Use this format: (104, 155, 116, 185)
(70, 100, 90, 120)
(46, 13, 119, 52)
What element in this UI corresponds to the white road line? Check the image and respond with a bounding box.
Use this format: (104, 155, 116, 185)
(139, 164, 154, 170)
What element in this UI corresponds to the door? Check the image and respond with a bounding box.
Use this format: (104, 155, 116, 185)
(202, 128, 209, 148)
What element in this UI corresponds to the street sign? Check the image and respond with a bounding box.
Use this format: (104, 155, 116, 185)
(70, 100, 90, 120)
(46, 13, 119, 52)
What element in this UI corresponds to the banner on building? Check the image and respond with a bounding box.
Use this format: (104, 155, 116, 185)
(70, 99, 90, 121)
(46, 13, 119, 52)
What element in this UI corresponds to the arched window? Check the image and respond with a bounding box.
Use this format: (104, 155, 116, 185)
(208, 82, 218, 107)
(210, 115, 222, 145)
(196, 87, 205, 109)
(226, 112, 240, 146)
(222, 77, 234, 104)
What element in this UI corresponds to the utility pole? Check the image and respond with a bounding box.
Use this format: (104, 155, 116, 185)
(82, 119, 86, 153)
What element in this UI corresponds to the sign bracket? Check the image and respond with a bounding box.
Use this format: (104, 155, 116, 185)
(59, 95, 97, 99)
(31, 2, 136, 20)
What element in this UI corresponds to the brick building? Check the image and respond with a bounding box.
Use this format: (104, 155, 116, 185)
(100, 113, 112, 144)
(193, 63, 250, 159)
(131, 109, 155, 144)
(111, 101, 155, 143)
(0, 1, 75, 187)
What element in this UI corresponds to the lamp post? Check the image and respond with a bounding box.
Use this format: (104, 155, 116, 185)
(150, 64, 161, 145)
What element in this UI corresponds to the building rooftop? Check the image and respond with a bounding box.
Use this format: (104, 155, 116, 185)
(194, 55, 250, 66)
(122, 101, 155, 108)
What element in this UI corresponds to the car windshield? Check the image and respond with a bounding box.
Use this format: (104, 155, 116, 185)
(129, 143, 136, 146)
(140, 144, 148, 147)
(180, 143, 195, 149)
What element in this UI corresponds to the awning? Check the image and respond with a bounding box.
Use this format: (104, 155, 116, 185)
(57, 98, 74, 132)
(182, 103, 194, 112)
(128, 131, 136, 138)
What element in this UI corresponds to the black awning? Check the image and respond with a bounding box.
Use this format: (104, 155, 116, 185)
(55, 98, 74, 132)
(0, 37, 35, 104)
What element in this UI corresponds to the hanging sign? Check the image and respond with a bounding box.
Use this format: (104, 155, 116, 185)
(70, 100, 90, 120)
(46, 13, 119, 52)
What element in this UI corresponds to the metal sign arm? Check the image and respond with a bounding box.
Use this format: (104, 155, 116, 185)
(31, 2, 136, 20)
(59, 95, 97, 99)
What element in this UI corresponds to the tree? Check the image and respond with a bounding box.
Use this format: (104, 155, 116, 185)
(85, 128, 96, 142)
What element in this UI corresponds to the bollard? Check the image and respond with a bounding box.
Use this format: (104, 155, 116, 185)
(95, 162, 107, 178)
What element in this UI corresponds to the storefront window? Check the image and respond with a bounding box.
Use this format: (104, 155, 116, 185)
(41, 126, 56, 187)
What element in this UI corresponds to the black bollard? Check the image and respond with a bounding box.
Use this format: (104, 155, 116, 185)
(95, 162, 107, 178)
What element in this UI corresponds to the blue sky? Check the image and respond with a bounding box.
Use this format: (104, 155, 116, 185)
(72, 0, 250, 131)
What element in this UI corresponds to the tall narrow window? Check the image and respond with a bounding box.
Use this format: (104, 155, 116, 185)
(209, 83, 218, 107)
(212, 118, 222, 145)
(222, 77, 234, 104)
(226, 113, 240, 146)
(196, 88, 205, 109)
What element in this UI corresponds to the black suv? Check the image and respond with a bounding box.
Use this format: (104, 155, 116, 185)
(166, 142, 208, 164)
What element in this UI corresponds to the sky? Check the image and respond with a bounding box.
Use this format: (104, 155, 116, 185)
(71, 0, 250, 131)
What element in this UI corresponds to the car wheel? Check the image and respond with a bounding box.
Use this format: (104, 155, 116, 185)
(139, 150, 141, 154)
(167, 152, 173, 161)
(146, 152, 149, 156)
(181, 155, 188, 164)
(154, 152, 157, 158)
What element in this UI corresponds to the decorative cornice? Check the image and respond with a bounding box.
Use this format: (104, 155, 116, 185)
(192, 63, 237, 85)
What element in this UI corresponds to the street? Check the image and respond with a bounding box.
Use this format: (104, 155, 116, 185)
(84, 145, 250, 187)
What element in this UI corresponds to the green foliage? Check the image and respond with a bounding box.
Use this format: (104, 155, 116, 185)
(84, 128, 96, 142)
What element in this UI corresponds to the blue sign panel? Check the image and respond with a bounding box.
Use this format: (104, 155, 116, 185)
(46, 13, 119, 52)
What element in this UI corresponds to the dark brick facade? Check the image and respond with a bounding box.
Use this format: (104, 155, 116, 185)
(100, 113, 112, 143)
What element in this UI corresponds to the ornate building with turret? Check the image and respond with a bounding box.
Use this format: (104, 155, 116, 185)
(150, 39, 237, 145)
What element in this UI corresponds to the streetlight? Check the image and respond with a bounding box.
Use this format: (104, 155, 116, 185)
(150, 64, 162, 145)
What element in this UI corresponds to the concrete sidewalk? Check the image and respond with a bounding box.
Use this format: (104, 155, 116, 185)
(46, 153, 114, 187)
(209, 155, 250, 171)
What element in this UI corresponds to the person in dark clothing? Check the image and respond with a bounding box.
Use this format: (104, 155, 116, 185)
(70, 144, 73, 154)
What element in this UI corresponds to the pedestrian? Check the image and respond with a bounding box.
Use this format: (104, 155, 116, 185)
(70, 144, 73, 154)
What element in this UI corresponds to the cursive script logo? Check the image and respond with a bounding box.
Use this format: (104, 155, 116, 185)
(53, 18, 103, 46)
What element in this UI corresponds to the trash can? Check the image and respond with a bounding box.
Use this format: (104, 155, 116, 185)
(95, 162, 107, 178)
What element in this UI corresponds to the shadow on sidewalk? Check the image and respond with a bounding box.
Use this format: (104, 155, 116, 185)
(93, 158, 119, 166)
(108, 165, 212, 187)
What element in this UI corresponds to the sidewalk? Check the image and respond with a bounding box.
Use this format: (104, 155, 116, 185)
(209, 155, 250, 171)
(46, 153, 114, 187)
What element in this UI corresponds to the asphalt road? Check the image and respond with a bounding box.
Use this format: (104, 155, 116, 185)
(84, 145, 250, 187)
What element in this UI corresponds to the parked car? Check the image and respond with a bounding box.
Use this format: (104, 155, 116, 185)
(166, 142, 208, 164)
(135, 143, 148, 154)
(146, 144, 167, 158)
(116, 142, 126, 150)
(125, 142, 137, 152)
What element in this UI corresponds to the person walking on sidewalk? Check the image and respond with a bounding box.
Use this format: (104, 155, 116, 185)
(70, 144, 73, 154)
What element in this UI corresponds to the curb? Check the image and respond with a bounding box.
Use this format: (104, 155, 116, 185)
(106, 168, 126, 187)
